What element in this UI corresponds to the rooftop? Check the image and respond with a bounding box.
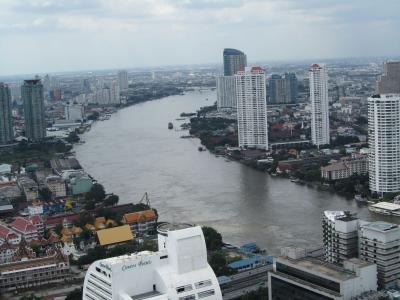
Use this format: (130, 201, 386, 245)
(97, 225, 133, 246)
(324, 211, 357, 222)
(157, 223, 193, 235)
(371, 202, 400, 211)
(361, 221, 398, 232)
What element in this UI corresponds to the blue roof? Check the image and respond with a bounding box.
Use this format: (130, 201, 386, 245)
(217, 276, 231, 285)
(228, 256, 266, 269)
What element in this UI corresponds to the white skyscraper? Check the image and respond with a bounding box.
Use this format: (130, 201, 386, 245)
(83, 224, 222, 300)
(310, 64, 330, 146)
(368, 94, 400, 193)
(118, 70, 128, 91)
(110, 81, 120, 104)
(235, 67, 268, 149)
(216, 75, 236, 111)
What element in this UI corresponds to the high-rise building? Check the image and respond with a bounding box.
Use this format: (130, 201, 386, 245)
(83, 223, 223, 300)
(235, 67, 268, 149)
(21, 79, 46, 141)
(223, 48, 247, 76)
(310, 64, 330, 146)
(377, 61, 400, 94)
(110, 81, 120, 104)
(0, 83, 13, 145)
(216, 76, 236, 110)
(359, 221, 400, 289)
(118, 70, 128, 91)
(268, 247, 377, 300)
(368, 94, 400, 193)
(322, 211, 359, 265)
(268, 73, 298, 104)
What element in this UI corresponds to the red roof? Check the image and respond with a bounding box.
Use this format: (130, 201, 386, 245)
(311, 63, 320, 69)
(45, 214, 80, 226)
(10, 217, 37, 233)
(0, 225, 11, 239)
(251, 66, 263, 71)
(29, 215, 42, 225)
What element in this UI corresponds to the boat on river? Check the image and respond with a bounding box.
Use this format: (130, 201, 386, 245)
(168, 122, 173, 129)
(369, 202, 400, 216)
(354, 194, 367, 203)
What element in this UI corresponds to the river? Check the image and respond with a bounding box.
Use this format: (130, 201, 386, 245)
(75, 89, 390, 254)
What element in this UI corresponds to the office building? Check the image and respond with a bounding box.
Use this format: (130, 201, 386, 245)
(223, 48, 247, 76)
(65, 103, 84, 122)
(83, 223, 223, 300)
(322, 211, 359, 265)
(0, 83, 13, 145)
(216, 76, 236, 111)
(22, 79, 46, 141)
(359, 221, 400, 289)
(377, 61, 400, 94)
(235, 67, 268, 149)
(268, 73, 298, 104)
(268, 247, 377, 300)
(310, 64, 330, 146)
(368, 94, 400, 193)
(118, 70, 129, 91)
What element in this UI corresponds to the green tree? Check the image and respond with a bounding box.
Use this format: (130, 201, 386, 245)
(65, 288, 83, 300)
(86, 183, 106, 202)
(209, 251, 236, 276)
(39, 187, 52, 201)
(202, 227, 223, 251)
(104, 194, 119, 206)
(66, 131, 80, 144)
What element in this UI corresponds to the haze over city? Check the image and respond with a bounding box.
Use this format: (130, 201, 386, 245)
(1, 0, 400, 75)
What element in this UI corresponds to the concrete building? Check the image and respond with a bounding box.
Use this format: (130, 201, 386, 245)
(359, 221, 400, 288)
(223, 48, 247, 76)
(368, 94, 400, 193)
(10, 217, 39, 242)
(118, 70, 129, 91)
(0, 250, 70, 292)
(323, 211, 359, 265)
(321, 156, 368, 180)
(83, 223, 223, 300)
(235, 67, 268, 149)
(65, 103, 84, 122)
(18, 177, 39, 201)
(122, 209, 157, 236)
(216, 76, 236, 111)
(377, 61, 400, 94)
(45, 175, 66, 198)
(268, 247, 377, 300)
(310, 64, 330, 146)
(268, 73, 298, 104)
(21, 79, 46, 141)
(110, 81, 120, 104)
(0, 83, 13, 145)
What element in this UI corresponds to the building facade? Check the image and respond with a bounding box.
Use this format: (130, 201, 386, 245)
(83, 224, 223, 300)
(118, 70, 128, 91)
(368, 94, 400, 193)
(268, 73, 298, 104)
(268, 247, 377, 300)
(216, 76, 236, 111)
(0, 83, 13, 145)
(359, 221, 400, 289)
(377, 61, 400, 94)
(235, 67, 268, 149)
(322, 211, 359, 265)
(122, 209, 157, 236)
(45, 176, 66, 198)
(321, 156, 368, 180)
(310, 64, 330, 146)
(22, 79, 46, 141)
(65, 104, 84, 122)
(223, 48, 247, 76)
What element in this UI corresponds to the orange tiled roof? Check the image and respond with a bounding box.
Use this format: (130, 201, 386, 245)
(123, 210, 156, 224)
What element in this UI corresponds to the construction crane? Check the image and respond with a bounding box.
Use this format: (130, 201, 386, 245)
(138, 192, 151, 207)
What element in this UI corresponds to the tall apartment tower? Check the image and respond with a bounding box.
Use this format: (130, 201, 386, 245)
(310, 64, 330, 146)
(235, 67, 268, 149)
(223, 48, 247, 76)
(118, 70, 128, 91)
(322, 211, 359, 265)
(0, 83, 13, 145)
(268, 73, 298, 104)
(359, 221, 400, 288)
(216, 76, 236, 110)
(368, 94, 400, 193)
(377, 61, 400, 94)
(22, 79, 46, 141)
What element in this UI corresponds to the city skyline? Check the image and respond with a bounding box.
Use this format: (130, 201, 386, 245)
(1, 0, 400, 76)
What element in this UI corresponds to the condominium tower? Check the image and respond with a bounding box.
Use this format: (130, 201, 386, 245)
(118, 70, 128, 91)
(377, 61, 400, 94)
(216, 76, 236, 110)
(235, 67, 268, 149)
(310, 64, 330, 146)
(268, 73, 298, 104)
(0, 83, 13, 144)
(22, 79, 46, 141)
(368, 94, 400, 193)
(223, 48, 247, 76)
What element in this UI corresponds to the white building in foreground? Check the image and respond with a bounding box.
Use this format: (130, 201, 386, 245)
(235, 66, 268, 149)
(83, 224, 222, 300)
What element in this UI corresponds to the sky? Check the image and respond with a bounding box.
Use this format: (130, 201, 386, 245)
(0, 0, 399, 75)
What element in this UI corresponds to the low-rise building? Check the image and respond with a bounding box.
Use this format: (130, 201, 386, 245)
(321, 156, 368, 180)
(122, 209, 157, 236)
(70, 175, 93, 195)
(45, 175, 66, 198)
(18, 177, 38, 201)
(0, 251, 70, 291)
(268, 247, 377, 300)
(10, 217, 39, 242)
(97, 225, 134, 247)
(0, 225, 20, 245)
